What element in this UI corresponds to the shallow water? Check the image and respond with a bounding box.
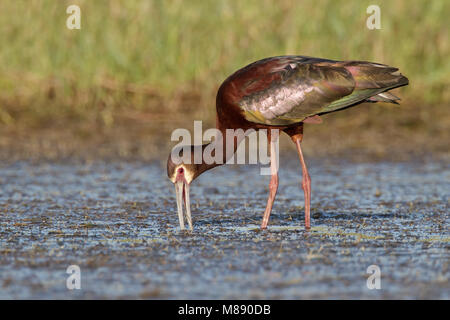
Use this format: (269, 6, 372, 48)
(0, 157, 448, 299)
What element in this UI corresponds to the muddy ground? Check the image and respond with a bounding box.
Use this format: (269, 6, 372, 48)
(0, 154, 448, 299)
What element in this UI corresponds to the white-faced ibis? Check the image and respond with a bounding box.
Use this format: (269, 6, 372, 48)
(167, 55, 408, 230)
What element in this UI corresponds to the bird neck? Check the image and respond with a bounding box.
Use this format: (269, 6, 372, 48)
(194, 126, 246, 176)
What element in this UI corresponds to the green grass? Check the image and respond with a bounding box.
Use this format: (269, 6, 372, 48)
(0, 0, 448, 127)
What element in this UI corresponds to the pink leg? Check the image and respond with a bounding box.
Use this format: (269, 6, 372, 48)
(261, 131, 279, 229)
(294, 138, 311, 229)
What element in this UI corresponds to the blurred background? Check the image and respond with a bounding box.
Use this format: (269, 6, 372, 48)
(0, 0, 448, 161)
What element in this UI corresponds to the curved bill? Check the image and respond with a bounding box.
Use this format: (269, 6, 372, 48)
(174, 180, 193, 230)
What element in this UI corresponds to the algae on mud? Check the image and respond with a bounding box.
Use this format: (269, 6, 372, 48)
(0, 158, 448, 299)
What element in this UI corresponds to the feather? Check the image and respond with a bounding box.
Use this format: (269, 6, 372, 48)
(218, 55, 409, 126)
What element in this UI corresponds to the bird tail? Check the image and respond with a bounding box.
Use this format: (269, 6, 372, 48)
(318, 62, 408, 115)
(339, 61, 409, 105)
(366, 91, 401, 104)
(339, 61, 409, 91)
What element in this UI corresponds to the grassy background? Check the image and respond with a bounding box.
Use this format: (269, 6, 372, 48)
(0, 0, 448, 160)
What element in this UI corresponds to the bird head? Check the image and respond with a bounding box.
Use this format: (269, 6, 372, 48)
(167, 145, 204, 230)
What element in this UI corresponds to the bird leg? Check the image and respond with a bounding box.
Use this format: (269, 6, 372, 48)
(284, 125, 311, 229)
(294, 135, 311, 229)
(261, 130, 279, 229)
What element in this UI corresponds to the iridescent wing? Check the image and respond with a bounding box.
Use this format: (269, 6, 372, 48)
(221, 56, 408, 125)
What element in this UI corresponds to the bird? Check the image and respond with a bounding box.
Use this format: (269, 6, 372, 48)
(167, 55, 408, 230)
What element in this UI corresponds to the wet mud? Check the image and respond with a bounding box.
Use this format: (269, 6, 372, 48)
(0, 156, 448, 299)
